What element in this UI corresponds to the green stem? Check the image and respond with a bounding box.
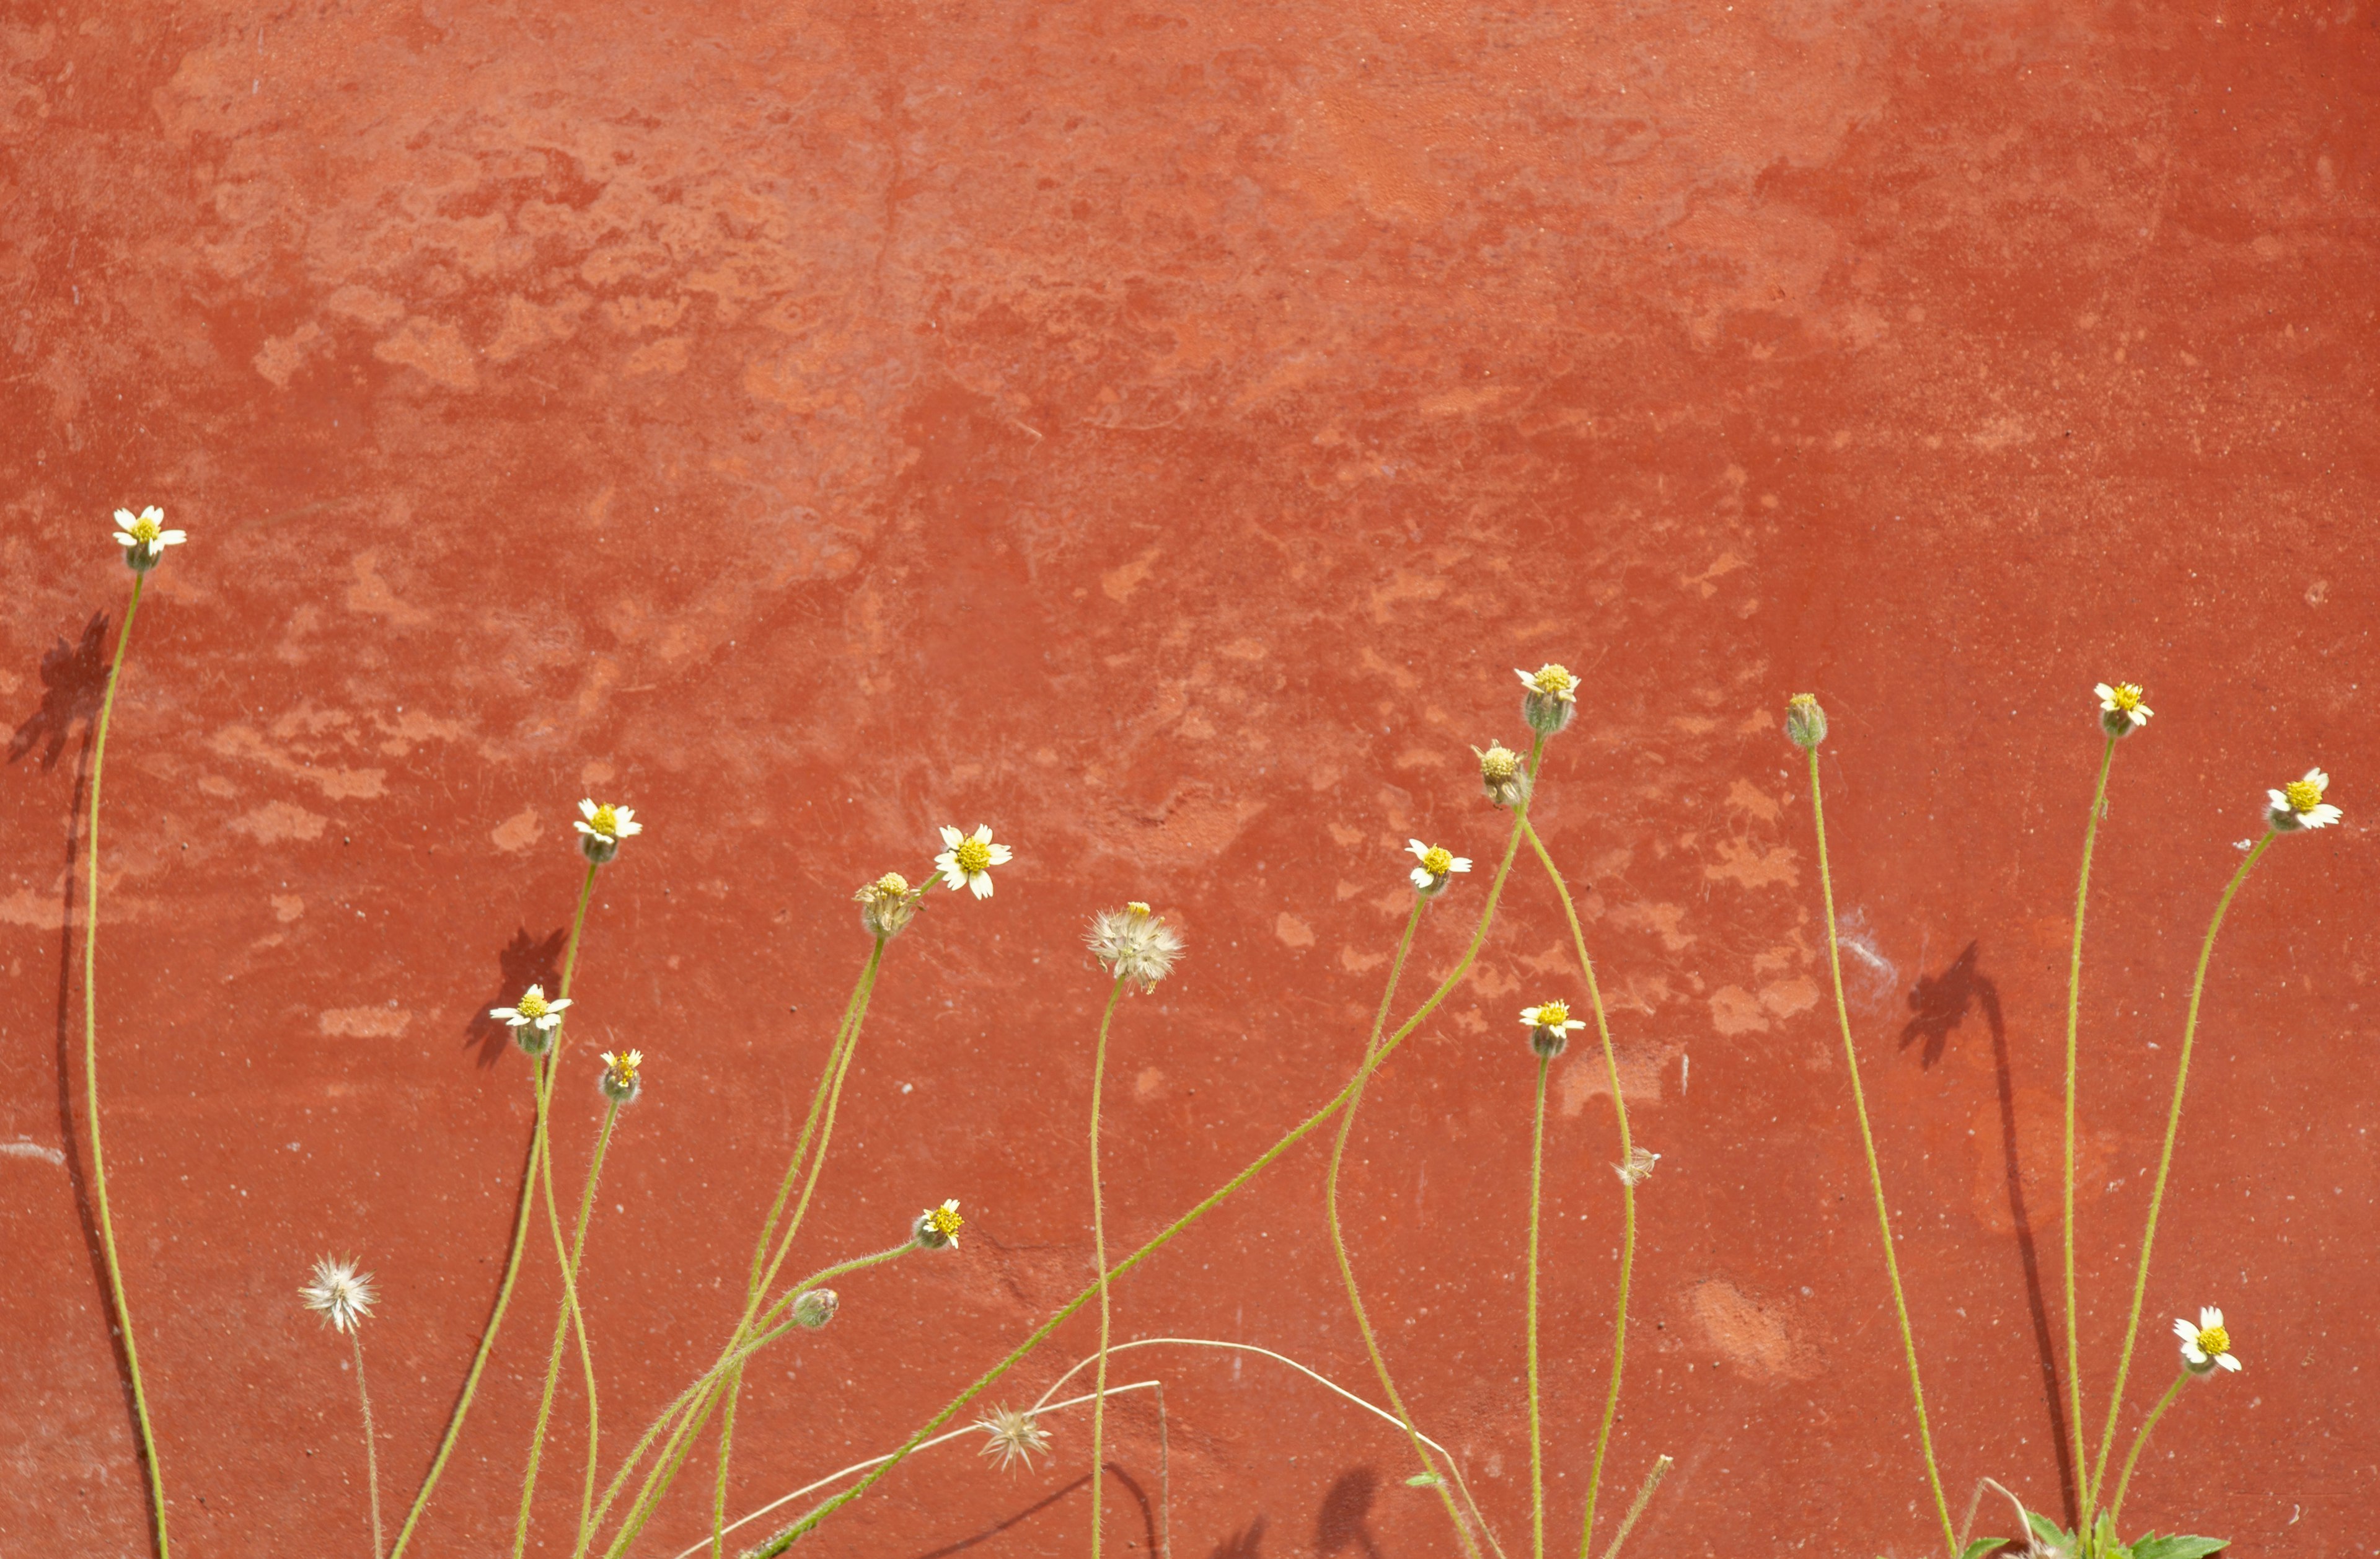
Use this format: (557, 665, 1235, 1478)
(355, 1330, 384, 1559)
(516, 1100, 620, 1557)
(711, 1377, 743, 1559)
(1090, 973, 1126, 1559)
(743, 944, 883, 1307)
(2106, 1373, 2187, 1529)
(1598, 1454, 1671, 1559)
(81, 573, 170, 1558)
(1523, 818, 1636, 1559)
(2086, 835, 2273, 1509)
(2062, 735, 2117, 1521)
(1526, 1052, 1550, 1559)
(391, 861, 597, 1559)
(739, 741, 1549, 1556)
(1805, 747, 1958, 1559)
(1324, 897, 1481, 1559)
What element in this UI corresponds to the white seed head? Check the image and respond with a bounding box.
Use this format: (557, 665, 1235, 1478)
(1086, 904, 1184, 992)
(299, 1255, 377, 1333)
(974, 1404, 1052, 1472)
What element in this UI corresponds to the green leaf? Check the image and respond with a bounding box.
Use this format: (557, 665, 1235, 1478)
(1960, 1538, 2011, 1559)
(2129, 1535, 2228, 1559)
(1404, 1472, 1443, 1488)
(2026, 1511, 2073, 1547)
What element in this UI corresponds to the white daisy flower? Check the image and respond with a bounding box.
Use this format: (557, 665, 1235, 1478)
(934, 824, 1012, 899)
(2174, 1306, 2241, 1374)
(2267, 768, 2341, 831)
(1086, 903, 1184, 992)
(598, 1048, 643, 1106)
(974, 1404, 1053, 1472)
(1516, 663, 1579, 736)
(575, 799, 643, 863)
(112, 506, 187, 572)
(2094, 681, 2153, 735)
(489, 984, 571, 1053)
(1406, 839, 1472, 896)
(299, 1256, 378, 1333)
(913, 1198, 964, 1250)
(1520, 999, 1587, 1058)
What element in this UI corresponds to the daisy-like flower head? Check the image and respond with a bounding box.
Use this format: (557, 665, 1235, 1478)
(1086, 903, 1184, 993)
(111, 506, 187, 573)
(489, 984, 572, 1055)
(575, 799, 643, 865)
(1473, 741, 1533, 810)
(2094, 681, 2153, 738)
(1520, 999, 1587, 1059)
(598, 1048, 644, 1106)
(1613, 1147, 1661, 1186)
(1784, 693, 1828, 752)
(791, 1287, 839, 1330)
(2267, 767, 2342, 832)
(2174, 1306, 2241, 1374)
(853, 872, 920, 940)
(974, 1404, 1053, 1473)
(912, 1198, 965, 1250)
(1406, 839, 1473, 897)
(934, 824, 1013, 899)
(299, 1255, 377, 1334)
(1516, 663, 1580, 737)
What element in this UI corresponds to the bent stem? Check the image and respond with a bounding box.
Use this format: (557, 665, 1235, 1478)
(392, 861, 597, 1559)
(740, 741, 1548, 1556)
(2062, 735, 2117, 1515)
(1324, 897, 1482, 1559)
(1526, 1052, 1551, 1559)
(1089, 973, 1126, 1559)
(355, 1330, 384, 1559)
(2105, 1373, 2187, 1530)
(516, 1098, 621, 1558)
(1804, 747, 1957, 1559)
(1522, 818, 1636, 1559)
(2086, 835, 2273, 1511)
(81, 574, 172, 1558)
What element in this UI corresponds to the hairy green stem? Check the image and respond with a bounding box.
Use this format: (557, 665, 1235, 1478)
(1526, 1051, 1551, 1559)
(2107, 1373, 2187, 1529)
(81, 573, 170, 1558)
(1805, 747, 1958, 1558)
(1090, 973, 1126, 1559)
(2086, 835, 2273, 1510)
(2062, 736, 2117, 1517)
(1598, 1454, 1671, 1559)
(739, 741, 1547, 1555)
(516, 1098, 620, 1557)
(1324, 896, 1481, 1558)
(1523, 819, 1636, 1559)
(355, 1330, 384, 1559)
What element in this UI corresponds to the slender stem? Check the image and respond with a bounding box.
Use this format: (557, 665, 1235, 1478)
(742, 944, 883, 1307)
(1598, 1454, 1672, 1559)
(2086, 835, 2273, 1508)
(81, 573, 170, 1558)
(741, 741, 1549, 1556)
(1523, 818, 1636, 1559)
(711, 1376, 743, 1559)
(1526, 1052, 1551, 1559)
(1090, 973, 1126, 1559)
(516, 1100, 619, 1558)
(392, 861, 597, 1559)
(2107, 1373, 2188, 1529)
(355, 1330, 384, 1559)
(1805, 747, 1958, 1559)
(1325, 897, 1481, 1558)
(2063, 736, 2117, 1519)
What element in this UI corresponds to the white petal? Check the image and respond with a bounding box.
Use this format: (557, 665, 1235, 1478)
(2180, 1343, 2206, 1363)
(971, 824, 993, 844)
(1448, 857, 1471, 872)
(1519, 1007, 1541, 1025)
(2268, 790, 2290, 810)
(2218, 1352, 2242, 1371)
(549, 997, 572, 1011)
(580, 798, 598, 820)
(2307, 804, 2341, 828)
(2130, 706, 2150, 725)
(1409, 839, 1430, 859)
(2305, 768, 2329, 790)
(614, 808, 635, 824)
(969, 872, 994, 899)
(986, 844, 1013, 864)
(490, 1007, 520, 1022)
(2202, 1306, 2223, 1329)
(113, 532, 138, 547)
(574, 821, 596, 836)
(139, 507, 164, 524)
(1564, 1019, 1586, 1031)
(159, 531, 187, 545)
(1515, 668, 1535, 687)
(113, 508, 138, 525)
(617, 818, 643, 836)
(1411, 867, 1432, 889)
(939, 826, 963, 849)
(2173, 1316, 2195, 1339)
(2094, 683, 2116, 704)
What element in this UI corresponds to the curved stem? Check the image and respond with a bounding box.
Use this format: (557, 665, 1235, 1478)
(2086, 836, 2273, 1508)
(1090, 973, 1126, 1559)
(81, 575, 171, 1558)
(2063, 736, 2117, 1520)
(1805, 748, 1958, 1559)
(740, 742, 1548, 1556)
(355, 1330, 384, 1559)
(1526, 1052, 1551, 1559)
(1522, 818, 1636, 1559)
(1325, 897, 1482, 1558)
(516, 1100, 619, 1557)
(2107, 1373, 2187, 1530)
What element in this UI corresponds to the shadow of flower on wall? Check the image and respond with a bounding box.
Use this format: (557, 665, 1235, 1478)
(464, 925, 568, 1067)
(9, 613, 110, 771)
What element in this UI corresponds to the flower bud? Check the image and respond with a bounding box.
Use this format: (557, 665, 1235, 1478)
(912, 1198, 964, 1250)
(853, 872, 920, 939)
(1519, 1000, 1584, 1059)
(1515, 664, 1579, 738)
(791, 1288, 839, 1330)
(598, 1049, 643, 1105)
(1784, 694, 1827, 751)
(1474, 742, 1533, 810)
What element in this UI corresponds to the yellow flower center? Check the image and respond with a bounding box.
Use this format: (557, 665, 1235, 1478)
(1479, 746, 1519, 780)
(589, 804, 620, 836)
(2196, 1325, 2229, 1356)
(1420, 846, 1453, 876)
(2283, 780, 2322, 813)
(1126, 901, 1151, 917)
(874, 872, 909, 896)
(1533, 1001, 1571, 1028)
(516, 991, 550, 1019)
(2109, 683, 2143, 712)
(613, 1051, 641, 1081)
(953, 837, 993, 875)
(128, 516, 161, 544)
(1530, 665, 1576, 697)
(927, 1203, 964, 1239)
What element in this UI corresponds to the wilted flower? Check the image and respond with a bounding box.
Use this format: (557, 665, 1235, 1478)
(299, 1256, 377, 1333)
(490, 985, 571, 1054)
(598, 1048, 643, 1106)
(1086, 903, 1184, 992)
(575, 799, 642, 865)
(2174, 1307, 2241, 1374)
(1614, 1147, 1660, 1186)
(853, 872, 920, 939)
(1407, 839, 1471, 896)
(112, 506, 187, 572)
(2095, 681, 2153, 738)
(2267, 768, 2341, 832)
(934, 824, 1013, 899)
(1784, 694, 1827, 751)
(913, 1198, 965, 1250)
(791, 1288, 839, 1330)
(1520, 999, 1586, 1059)
(1474, 741, 1533, 809)
(974, 1404, 1052, 1472)
(1516, 663, 1579, 737)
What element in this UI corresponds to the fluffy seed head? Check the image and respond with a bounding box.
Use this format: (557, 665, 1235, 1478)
(974, 1405, 1052, 1472)
(299, 1256, 377, 1333)
(1086, 904, 1184, 992)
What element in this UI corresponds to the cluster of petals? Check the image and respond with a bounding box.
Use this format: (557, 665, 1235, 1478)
(935, 824, 1013, 898)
